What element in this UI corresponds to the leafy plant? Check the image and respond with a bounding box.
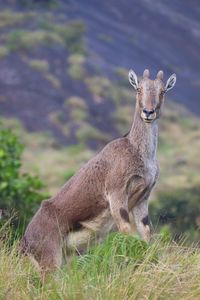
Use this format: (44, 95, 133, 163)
(0, 126, 48, 234)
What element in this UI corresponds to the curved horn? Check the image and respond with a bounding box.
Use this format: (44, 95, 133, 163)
(143, 69, 150, 78)
(156, 70, 164, 80)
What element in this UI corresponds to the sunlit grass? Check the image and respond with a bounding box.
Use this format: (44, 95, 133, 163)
(1, 229, 200, 299)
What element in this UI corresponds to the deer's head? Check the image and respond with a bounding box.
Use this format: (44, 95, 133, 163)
(129, 69, 176, 123)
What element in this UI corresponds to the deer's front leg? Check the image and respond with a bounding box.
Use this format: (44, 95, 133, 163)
(108, 191, 131, 234)
(133, 200, 150, 243)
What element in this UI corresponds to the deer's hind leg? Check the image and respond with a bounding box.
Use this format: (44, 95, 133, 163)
(108, 191, 133, 234)
(132, 200, 151, 243)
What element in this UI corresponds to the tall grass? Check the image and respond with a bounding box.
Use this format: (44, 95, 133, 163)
(0, 229, 200, 299)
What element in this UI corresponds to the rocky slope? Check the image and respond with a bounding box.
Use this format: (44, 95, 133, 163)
(0, 0, 199, 146)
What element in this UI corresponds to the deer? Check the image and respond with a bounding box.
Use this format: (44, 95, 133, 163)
(20, 69, 176, 273)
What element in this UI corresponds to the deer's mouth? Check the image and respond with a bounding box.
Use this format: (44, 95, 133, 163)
(143, 118, 153, 123)
(141, 109, 157, 123)
(141, 113, 157, 123)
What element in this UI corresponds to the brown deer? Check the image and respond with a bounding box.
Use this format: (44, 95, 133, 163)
(20, 69, 176, 272)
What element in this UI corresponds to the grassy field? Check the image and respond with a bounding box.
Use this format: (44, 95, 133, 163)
(1, 89, 200, 300)
(1, 228, 200, 300)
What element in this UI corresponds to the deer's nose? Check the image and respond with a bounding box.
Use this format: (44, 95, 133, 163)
(143, 108, 155, 117)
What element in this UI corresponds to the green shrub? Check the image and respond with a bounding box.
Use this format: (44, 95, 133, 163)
(27, 59, 49, 73)
(68, 63, 85, 80)
(41, 20, 86, 54)
(66, 96, 88, 122)
(70, 109, 88, 122)
(6, 30, 63, 52)
(53, 21, 86, 53)
(151, 186, 200, 241)
(5, 16, 85, 55)
(66, 96, 87, 110)
(68, 53, 86, 65)
(85, 76, 111, 98)
(0, 126, 47, 235)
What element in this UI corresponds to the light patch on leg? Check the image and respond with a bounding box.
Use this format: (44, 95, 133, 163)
(66, 228, 94, 252)
(80, 209, 111, 231)
(119, 222, 131, 234)
(144, 225, 150, 243)
(134, 222, 150, 243)
(129, 212, 137, 234)
(66, 209, 115, 254)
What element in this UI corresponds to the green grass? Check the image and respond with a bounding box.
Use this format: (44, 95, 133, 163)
(1, 230, 200, 299)
(71, 233, 155, 275)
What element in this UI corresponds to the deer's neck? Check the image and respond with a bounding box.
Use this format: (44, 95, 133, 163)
(129, 104, 158, 160)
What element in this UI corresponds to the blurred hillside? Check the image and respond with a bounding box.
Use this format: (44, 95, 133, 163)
(0, 0, 200, 203)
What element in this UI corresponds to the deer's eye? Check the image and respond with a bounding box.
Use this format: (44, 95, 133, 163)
(137, 88, 142, 94)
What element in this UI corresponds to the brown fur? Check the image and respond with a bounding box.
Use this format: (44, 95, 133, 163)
(20, 69, 176, 272)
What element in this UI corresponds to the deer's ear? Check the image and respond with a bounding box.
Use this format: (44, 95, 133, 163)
(129, 69, 138, 90)
(165, 74, 176, 92)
